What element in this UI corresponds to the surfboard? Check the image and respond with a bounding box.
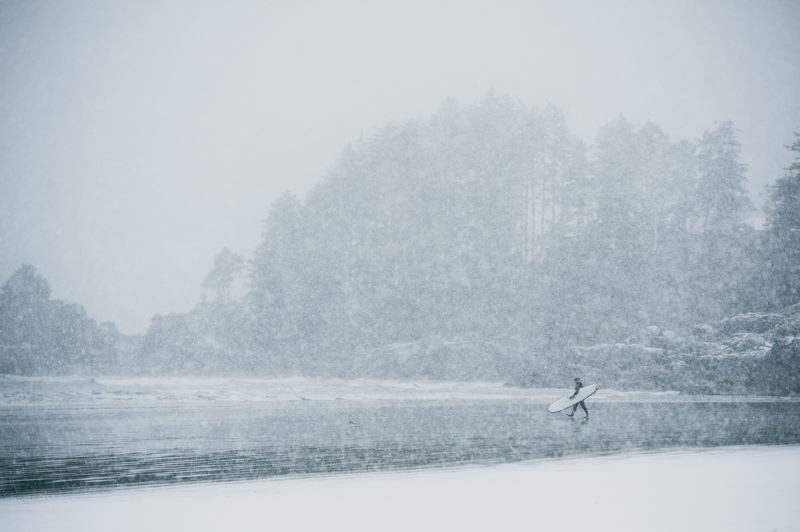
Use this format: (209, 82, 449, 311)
(548, 383, 599, 413)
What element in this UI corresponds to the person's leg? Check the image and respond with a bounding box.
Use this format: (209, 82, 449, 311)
(568, 403, 578, 416)
(579, 401, 588, 416)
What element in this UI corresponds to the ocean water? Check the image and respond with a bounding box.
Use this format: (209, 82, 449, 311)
(2, 376, 799, 496)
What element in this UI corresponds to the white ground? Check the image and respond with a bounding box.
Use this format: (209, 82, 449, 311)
(3, 446, 799, 532)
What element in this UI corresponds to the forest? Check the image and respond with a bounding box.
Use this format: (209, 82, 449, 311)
(2, 95, 799, 393)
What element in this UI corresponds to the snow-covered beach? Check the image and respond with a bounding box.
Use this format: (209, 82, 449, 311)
(3, 2, 800, 530)
(3, 445, 799, 532)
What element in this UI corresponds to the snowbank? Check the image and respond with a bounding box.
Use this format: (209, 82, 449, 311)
(3, 446, 798, 532)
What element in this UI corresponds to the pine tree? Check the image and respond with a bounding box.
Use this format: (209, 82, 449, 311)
(248, 192, 302, 343)
(203, 248, 245, 302)
(0, 265, 117, 374)
(765, 132, 800, 307)
(696, 121, 753, 232)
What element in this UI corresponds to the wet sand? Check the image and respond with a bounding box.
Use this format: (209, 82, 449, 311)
(3, 399, 800, 495)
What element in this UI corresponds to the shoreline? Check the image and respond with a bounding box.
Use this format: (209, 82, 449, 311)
(3, 445, 799, 532)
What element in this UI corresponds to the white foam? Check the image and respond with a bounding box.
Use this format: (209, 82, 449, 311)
(1, 375, 796, 406)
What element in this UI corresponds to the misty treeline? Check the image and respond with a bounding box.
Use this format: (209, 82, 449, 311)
(2, 95, 799, 391)
(0, 265, 122, 374)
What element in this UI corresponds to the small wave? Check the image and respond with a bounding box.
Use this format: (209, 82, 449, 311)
(0, 374, 97, 384)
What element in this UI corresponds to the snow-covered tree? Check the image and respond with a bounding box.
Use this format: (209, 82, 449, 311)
(0, 265, 118, 374)
(765, 132, 800, 307)
(696, 121, 753, 232)
(203, 248, 245, 302)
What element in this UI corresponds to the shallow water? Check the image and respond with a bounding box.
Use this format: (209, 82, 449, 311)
(3, 397, 800, 496)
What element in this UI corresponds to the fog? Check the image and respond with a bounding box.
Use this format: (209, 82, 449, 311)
(2, 0, 799, 334)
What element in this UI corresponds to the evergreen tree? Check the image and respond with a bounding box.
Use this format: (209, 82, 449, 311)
(248, 192, 314, 361)
(203, 248, 245, 302)
(765, 132, 800, 307)
(0, 265, 118, 374)
(696, 121, 753, 231)
(691, 122, 757, 320)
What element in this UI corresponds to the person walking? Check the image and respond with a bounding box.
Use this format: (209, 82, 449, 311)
(567, 377, 589, 418)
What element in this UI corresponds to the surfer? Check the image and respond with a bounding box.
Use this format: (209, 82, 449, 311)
(567, 377, 589, 418)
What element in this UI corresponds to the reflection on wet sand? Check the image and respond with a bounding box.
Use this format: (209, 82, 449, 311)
(2, 400, 800, 496)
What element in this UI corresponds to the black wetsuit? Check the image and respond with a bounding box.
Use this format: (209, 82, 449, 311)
(569, 380, 588, 416)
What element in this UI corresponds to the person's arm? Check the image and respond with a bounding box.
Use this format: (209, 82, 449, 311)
(570, 383, 581, 399)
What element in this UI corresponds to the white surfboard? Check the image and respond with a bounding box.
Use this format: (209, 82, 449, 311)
(548, 384, 600, 413)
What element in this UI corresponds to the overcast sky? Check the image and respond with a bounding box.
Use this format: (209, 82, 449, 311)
(2, 0, 799, 334)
